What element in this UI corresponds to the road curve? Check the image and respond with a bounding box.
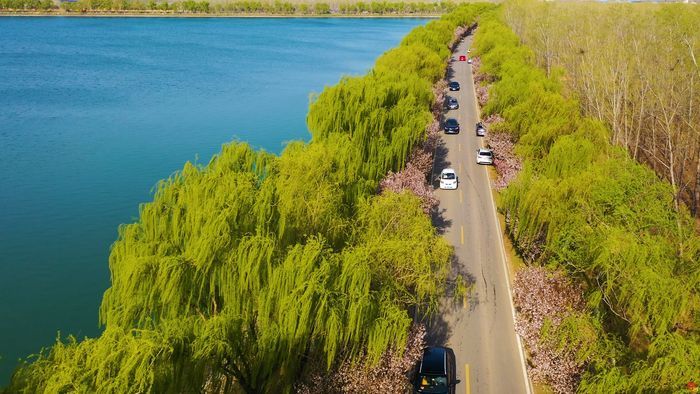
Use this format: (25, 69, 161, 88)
(428, 34, 531, 394)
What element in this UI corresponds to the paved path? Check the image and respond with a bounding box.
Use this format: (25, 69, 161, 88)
(428, 34, 531, 394)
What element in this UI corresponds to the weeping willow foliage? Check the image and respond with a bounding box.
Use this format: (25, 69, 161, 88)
(5, 5, 494, 393)
(474, 9, 700, 391)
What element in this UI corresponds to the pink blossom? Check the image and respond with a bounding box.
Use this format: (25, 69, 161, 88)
(513, 267, 585, 394)
(485, 131, 522, 190)
(296, 324, 427, 394)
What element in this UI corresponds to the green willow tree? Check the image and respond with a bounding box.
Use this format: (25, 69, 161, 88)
(5, 5, 494, 393)
(473, 9, 700, 392)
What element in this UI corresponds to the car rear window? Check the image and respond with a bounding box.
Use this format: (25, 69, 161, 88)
(479, 151, 493, 157)
(417, 374, 448, 393)
(441, 173, 456, 179)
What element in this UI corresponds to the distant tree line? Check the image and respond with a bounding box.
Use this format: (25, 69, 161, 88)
(0, 0, 462, 14)
(2, 4, 495, 393)
(473, 5, 700, 393)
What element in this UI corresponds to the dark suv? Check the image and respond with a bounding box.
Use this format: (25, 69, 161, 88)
(443, 118, 460, 134)
(448, 81, 460, 91)
(413, 347, 458, 394)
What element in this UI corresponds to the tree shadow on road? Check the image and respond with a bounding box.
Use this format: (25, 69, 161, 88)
(430, 139, 453, 235)
(445, 58, 456, 81)
(417, 254, 480, 346)
(447, 253, 478, 314)
(416, 308, 452, 347)
(432, 207, 452, 235)
(432, 138, 452, 174)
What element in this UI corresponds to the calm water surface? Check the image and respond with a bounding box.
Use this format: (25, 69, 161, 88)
(0, 16, 428, 384)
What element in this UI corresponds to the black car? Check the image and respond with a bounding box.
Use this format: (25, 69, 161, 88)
(413, 347, 459, 394)
(445, 97, 459, 110)
(444, 118, 460, 134)
(475, 121, 486, 137)
(448, 81, 460, 91)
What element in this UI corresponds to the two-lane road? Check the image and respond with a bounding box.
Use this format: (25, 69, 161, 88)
(430, 35, 531, 394)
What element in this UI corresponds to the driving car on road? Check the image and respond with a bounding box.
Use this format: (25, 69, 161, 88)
(413, 346, 458, 394)
(444, 118, 460, 134)
(445, 97, 459, 110)
(475, 122, 486, 137)
(476, 148, 494, 165)
(448, 81, 460, 91)
(439, 168, 458, 190)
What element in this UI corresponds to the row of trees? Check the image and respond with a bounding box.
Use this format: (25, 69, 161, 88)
(473, 7, 700, 392)
(503, 0, 700, 217)
(3, 4, 494, 393)
(1, 0, 461, 14)
(0, 0, 53, 10)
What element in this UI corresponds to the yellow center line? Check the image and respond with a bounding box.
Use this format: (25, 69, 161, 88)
(465, 364, 471, 394)
(460, 225, 464, 245)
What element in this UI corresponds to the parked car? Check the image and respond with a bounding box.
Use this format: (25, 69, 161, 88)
(475, 122, 486, 137)
(476, 148, 494, 165)
(439, 168, 458, 190)
(413, 346, 459, 394)
(445, 97, 459, 110)
(444, 118, 460, 134)
(467, 58, 473, 64)
(448, 81, 460, 91)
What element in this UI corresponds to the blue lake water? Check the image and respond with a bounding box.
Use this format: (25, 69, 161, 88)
(0, 16, 428, 384)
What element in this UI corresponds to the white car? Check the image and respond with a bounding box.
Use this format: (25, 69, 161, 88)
(439, 168, 458, 190)
(476, 148, 494, 165)
(467, 58, 473, 64)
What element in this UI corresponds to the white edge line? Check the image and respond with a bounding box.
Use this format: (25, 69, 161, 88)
(487, 186, 533, 394)
(469, 41, 533, 394)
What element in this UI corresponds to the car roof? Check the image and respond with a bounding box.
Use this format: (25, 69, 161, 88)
(419, 347, 448, 374)
(478, 148, 492, 153)
(449, 81, 459, 85)
(441, 168, 456, 174)
(446, 118, 458, 123)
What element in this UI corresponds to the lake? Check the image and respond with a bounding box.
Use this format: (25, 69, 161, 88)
(0, 16, 428, 384)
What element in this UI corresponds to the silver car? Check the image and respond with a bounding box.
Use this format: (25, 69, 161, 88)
(476, 148, 494, 165)
(446, 97, 459, 110)
(475, 122, 486, 137)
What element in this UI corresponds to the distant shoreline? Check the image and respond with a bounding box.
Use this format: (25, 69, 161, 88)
(0, 10, 442, 17)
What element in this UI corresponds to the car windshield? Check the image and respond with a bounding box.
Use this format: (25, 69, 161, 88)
(446, 119, 458, 126)
(479, 151, 493, 157)
(417, 374, 449, 393)
(450, 82, 458, 86)
(441, 173, 456, 180)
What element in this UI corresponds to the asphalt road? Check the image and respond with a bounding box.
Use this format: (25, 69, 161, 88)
(427, 35, 531, 394)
